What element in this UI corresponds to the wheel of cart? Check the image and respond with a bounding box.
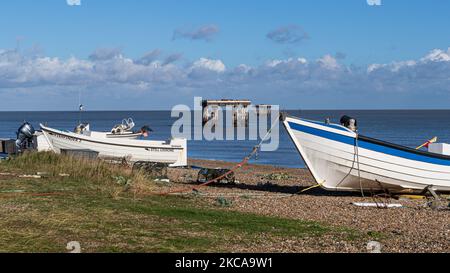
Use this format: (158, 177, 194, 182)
(196, 168, 236, 185)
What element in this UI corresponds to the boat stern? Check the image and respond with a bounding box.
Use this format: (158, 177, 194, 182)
(169, 138, 188, 167)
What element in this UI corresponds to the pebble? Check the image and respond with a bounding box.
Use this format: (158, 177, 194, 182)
(165, 159, 450, 252)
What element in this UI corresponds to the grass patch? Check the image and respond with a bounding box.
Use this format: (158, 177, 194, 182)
(0, 152, 378, 252)
(1, 151, 152, 197)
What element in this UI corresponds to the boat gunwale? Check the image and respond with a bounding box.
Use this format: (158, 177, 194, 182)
(357, 134, 450, 161)
(283, 114, 450, 162)
(105, 132, 144, 138)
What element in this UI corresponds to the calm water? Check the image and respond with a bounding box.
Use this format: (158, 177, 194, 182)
(1, 110, 450, 168)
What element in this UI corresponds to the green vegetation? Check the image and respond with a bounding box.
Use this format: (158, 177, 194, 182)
(0, 152, 378, 252)
(215, 196, 233, 207)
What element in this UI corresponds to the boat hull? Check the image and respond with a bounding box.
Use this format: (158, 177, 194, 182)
(40, 124, 187, 167)
(283, 116, 450, 193)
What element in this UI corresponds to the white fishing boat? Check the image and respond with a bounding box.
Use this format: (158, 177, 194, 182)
(282, 114, 450, 193)
(38, 123, 187, 167)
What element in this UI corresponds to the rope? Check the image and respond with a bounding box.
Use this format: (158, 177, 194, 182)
(157, 116, 280, 196)
(355, 133, 365, 197)
(299, 180, 325, 193)
(296, 130, 361, 195)
(356, 134, 393, 205)
(298, 131, 366, 198)
(415, 136, 437, 150)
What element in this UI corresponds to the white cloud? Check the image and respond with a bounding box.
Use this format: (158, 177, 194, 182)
(67, 0, 81, 6)
(368, 60, 416, 73)
(235, 64, 252, 73)
(421, 48, 450, 62)
(367, 63, 382, 73)
(1, 46, 450, 109)
(297, 58, 307, 64)
(191, 58, 226, 73)
(266, 57, 307, 67)
(367, 0, 381, 6)
(266, 59, 283, 67)
(317, 54, 339, 70)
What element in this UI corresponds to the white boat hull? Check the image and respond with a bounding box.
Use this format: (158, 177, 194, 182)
(283, 116, 450, 193)
(39, 124, 187, 167)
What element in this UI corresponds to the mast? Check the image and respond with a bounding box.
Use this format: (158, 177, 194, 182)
(78, 90, 84, 124)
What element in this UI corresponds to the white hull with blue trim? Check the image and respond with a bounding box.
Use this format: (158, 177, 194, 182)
(283, 115, 450, 193)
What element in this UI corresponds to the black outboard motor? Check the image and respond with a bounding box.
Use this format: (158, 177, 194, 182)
(139, 125, 153, 137)
(340, 115, 357, 132)
(15, 122, 35, 152)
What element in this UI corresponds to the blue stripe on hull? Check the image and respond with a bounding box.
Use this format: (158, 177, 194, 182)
(302, 119, 351, 132)
(288, 121, 450, 166)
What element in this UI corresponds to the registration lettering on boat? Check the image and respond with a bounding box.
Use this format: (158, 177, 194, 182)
(145, 147, 174, 152)
(49, 132, 81, 143)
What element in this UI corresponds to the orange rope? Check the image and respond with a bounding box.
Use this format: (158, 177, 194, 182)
(156, 115, 280, 196)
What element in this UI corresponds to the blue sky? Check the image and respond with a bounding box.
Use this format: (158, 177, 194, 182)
(0, 0, 450, 110)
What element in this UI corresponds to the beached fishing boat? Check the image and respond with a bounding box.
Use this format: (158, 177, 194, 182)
(282, 114, 450, 193)
(39, 124, 187, 167)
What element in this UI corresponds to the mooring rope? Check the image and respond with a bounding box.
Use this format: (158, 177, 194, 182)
(355, 134, 365, 198)
(156, 116, 281, 196)
(301, 131, 366, 198)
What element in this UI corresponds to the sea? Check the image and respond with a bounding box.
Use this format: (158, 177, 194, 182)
(1, 110, 450, 168)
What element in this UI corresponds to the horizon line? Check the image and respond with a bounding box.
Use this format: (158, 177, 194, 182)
(2, 108, 450, 112)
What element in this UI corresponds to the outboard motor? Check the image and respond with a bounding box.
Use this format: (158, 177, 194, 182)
(139, 125, 153, 137)
(340, 115, 357, 132)
(15, 122, 36, 152)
